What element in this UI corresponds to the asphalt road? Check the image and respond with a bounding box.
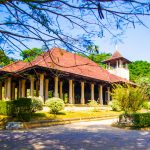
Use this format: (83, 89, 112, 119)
(0, 119, 150, 150)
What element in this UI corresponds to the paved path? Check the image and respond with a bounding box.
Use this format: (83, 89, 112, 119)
(0, 119, 150, 150)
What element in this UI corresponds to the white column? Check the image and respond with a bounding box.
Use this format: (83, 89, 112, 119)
(7, 77, 11, 100)
(4, 79, 7, 99)
(119, 60, 122, 68)
(91, 83, 94, 100)
(39, 74, 44, 100)
(21, 79, 26, 97)
(54, 76, 59, 97)
(11, 82, 16, 100)
(108, 62, 110, 69)
(116, 60, 119, 68)
(59, 81, 63, 99)
(36, 80, 39, 97)
(81, 81, 85, 104)
(72, 82, 75, 104)
(106, 64, 108, 70)
(99, 85, 103, 105)
(18, 80, 22, 98)
(30, 76, 34, 97)
(0, 81, 2, 100)
(69, 79, 73, 104)
(107, 87, 110, 104)
(45, 79, 49, 101)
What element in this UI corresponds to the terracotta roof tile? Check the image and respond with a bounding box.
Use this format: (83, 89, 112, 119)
(2, 61, 27, 72)
(103, 50, 131, 63)
(2, 48, 131, 83)
(21, 47, 130, 83)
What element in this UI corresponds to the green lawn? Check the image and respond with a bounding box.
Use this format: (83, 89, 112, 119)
(31, 110, 121, 121)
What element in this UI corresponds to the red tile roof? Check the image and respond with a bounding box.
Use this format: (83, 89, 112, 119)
(103, 50, 131, 63)
(20, 47, 130, 83)
(2, 61, 27, 72)
(2, 48, 131, 83)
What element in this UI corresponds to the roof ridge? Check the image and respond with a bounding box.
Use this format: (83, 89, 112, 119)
(2, 60, 26, 69)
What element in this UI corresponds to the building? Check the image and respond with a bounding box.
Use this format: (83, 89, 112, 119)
(0, 47, 131, 105)
(103, 51, 131, 80)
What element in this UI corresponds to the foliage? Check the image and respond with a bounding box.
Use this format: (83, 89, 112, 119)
(142, 101, 150, 110)
(17, 112, 31, 122)
(64, 93, 68, 104)
(120, 113, 150, 128)
(13, 98, 32, 121)
(0, 100, 14, 116)
(129, 61, 150, 82)
(88, 100, 99, 112)
(20, 48, 43, 62)
(0, 50, 15, 67)
(111, 84, 148, 114)
(108, 101, 120, 111)
(13, 98, 32, 113)
(0, 1, 150, 54)
(88, 52, 111, 68)
(88, 100, 99, 107)
(30, 97, 43, 113)
(136, 77, 150, 100)
(46, 97, 65, 114)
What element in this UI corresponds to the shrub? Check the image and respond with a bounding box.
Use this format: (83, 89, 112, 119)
(88, 100, 99, 107)
(46, 97, 65, 114)
(111, 84, 148, 114)
(13, 98, 32, 114)
(0, 100, 14, 116)
(30, 97, 43, 113)
(64, 93, 68, 104)
(17, 112, 31, 122)
(142, 101, 150, 110)
(108, 101, 120, 111)
(13, 98, 32, 121)
(119, 113, 150, 127)
(88, 100, 99, 112)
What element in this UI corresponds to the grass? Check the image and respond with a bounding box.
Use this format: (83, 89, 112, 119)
(31, 109, 121, 121)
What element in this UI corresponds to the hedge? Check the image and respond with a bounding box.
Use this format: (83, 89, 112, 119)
(131, 113, 150, 127)
(120, 112, 150, 127)
(0, 98, 32, 121)
(13, 98, 32, 114)
(0, 101, 14, 116)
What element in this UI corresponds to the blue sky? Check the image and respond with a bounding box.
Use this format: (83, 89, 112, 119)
(94, 17, 150, 62)
(10, 19, 150, 62)
(5, 2, 150, 62)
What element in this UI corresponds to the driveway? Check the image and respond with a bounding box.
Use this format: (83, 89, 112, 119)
(0, 119, 150, 150)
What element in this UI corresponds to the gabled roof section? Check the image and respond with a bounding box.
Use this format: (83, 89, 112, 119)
(2, 61, 27, 72)
(103, 50, 131, 64)
(20, 47, 131, 83)
(111, 50, 123, 58)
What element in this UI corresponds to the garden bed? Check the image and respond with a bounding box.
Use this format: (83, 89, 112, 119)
(0, 110, 120, 129)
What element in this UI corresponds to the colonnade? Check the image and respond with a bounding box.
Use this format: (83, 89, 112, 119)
(0, 74, 111, 105)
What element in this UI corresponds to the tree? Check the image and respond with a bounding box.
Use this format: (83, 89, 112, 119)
(88, 52, 111, 68)
(128, 61, 150, 82)
(136, 77, 150, 100)
(111, 84, 148, 114)
(0, 50, 15, 66)
(20, 48, 43, 62)
(0, 0, 150, 56)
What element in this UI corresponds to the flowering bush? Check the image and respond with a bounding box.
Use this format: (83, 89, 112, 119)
(46, 97, 64, 114)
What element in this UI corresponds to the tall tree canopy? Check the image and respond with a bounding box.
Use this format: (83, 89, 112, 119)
(0, 49, 15, 66)
(20, 48, 43, 62)
(0, 0, 150, 56)
(129, 61, 150, 100)
(129, 61, 150, 82)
